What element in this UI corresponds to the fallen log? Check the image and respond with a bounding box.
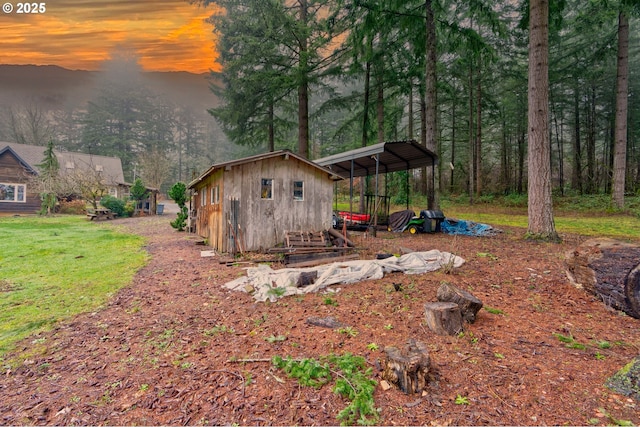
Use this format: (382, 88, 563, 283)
(327, 227, 356, 247)
(284, 253, 360, 269)
(424, 301, 463, 335)
(436, 282, 483, 323)
(565, 238, 640, 319)
(382, 339, 431, 394)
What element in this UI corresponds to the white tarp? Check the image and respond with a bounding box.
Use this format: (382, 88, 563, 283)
(224, 250, 465, 302)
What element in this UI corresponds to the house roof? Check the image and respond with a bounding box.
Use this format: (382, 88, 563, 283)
(0, 142, 125, 185)
(0, 143, 44, 174)
(314, 140, 438, 178)
(189, 149, 342, 188)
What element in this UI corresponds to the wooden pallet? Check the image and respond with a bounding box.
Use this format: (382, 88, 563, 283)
(284, 231, 328, 248)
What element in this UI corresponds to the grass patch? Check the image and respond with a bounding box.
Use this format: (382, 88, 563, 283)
(0, 215, 148, 356)
(428, 194, 640, 240)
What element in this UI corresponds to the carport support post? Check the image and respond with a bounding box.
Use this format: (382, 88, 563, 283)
(374, 154, 379, 227)
(349, 159, 354, 223)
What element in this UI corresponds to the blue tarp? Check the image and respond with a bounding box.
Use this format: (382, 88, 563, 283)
(440, 218, 498, 237)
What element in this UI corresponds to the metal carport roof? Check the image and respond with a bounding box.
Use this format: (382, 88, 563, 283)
(314, 140, 438, 178)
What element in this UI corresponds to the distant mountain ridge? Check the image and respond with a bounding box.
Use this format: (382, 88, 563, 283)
(0, 64, 218, 113)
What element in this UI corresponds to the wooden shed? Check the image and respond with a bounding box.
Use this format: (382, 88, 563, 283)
(188, 150, 341, 253)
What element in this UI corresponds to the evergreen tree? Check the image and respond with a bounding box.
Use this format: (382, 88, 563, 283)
(130, 178, 149, 216)
(35, 139, 60, 215)
(168, 182, 189, 231)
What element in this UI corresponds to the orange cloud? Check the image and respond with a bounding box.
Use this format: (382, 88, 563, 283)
(0, 1, 219, 73)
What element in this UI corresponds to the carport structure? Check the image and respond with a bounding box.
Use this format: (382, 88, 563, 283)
(314, 139, 438, 228)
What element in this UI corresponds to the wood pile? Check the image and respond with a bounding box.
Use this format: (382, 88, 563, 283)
(269, 230, 358, 268)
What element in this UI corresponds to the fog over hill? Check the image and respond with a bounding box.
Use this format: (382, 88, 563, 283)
(0, 64, 236, 187)
(0, 64, 218, 114)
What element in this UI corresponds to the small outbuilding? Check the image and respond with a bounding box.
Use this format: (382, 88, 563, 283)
(188, 150, 342, 253)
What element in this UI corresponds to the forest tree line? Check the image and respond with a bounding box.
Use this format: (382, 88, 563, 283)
(201, 0, 639, 208)
(1, 0, 637, 210)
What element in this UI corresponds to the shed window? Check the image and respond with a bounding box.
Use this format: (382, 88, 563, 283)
(261, 178, 273, 199)
(201, 186, 207, 206)
(211, 185, 220, 204)
(293, 181, 304, 201)
(0, 183, 26, 202)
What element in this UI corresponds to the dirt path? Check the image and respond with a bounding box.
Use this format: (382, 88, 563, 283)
(1, 216, 638, 425)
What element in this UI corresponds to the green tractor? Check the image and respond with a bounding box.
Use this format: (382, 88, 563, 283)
(388, 209, 445, 234)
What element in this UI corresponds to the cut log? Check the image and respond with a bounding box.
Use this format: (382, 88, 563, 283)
(424, 301, 463, 335)
(382, 339, 431, 394)
(436, 282, 483, 323)
(327, 227, 355, 247)
(565, 238, 640, 318)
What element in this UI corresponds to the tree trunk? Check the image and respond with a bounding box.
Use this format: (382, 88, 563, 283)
(612, 11, 629, 209)
(376, 63, 384, 145)
(475, 61, 482, 197)
(360, 60, 371, 214)
(297, 0, 309, 159)
(527, 0, 558, 241)
(268, 102, 275, 152)
(468, 65, 475, 203)
(517, 103, 525, 194)
(425, 0, 438, 210)
(586, 85, 597, 193)
(408, 81, 414, 140)
(572, 85, 583, 193)
(451, 94, 456, 192)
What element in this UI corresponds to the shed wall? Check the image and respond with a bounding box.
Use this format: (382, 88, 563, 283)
(194, 155, 334, 252)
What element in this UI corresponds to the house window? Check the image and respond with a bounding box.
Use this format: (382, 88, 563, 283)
(293, 181, 304, 201)
(0, 183, 26, 202)
(261, 178, 273, 199)
(211, 185, 220, 204)
(201, 186, 207, 206)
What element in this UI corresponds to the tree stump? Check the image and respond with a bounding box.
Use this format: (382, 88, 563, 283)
(382, 339, 431, 394)
(565, 238, 640, 318)
(605, 356, 640, 401)
(424, 301, 463, 335)
(436, 282, 483, 323)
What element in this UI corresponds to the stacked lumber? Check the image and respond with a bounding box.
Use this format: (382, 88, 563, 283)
(269, 230, 358, 267)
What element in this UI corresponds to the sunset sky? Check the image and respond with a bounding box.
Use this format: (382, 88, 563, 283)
(1, 0, 219, 73)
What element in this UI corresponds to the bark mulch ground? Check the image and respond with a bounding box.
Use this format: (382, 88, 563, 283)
(1, 215, 639, 426)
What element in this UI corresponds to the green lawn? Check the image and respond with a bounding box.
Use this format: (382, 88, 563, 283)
(333, 194, 640, 241)
(0, 215, 148, 356)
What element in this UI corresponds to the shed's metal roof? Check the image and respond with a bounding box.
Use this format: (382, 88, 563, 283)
(314, 140, 437, 178)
